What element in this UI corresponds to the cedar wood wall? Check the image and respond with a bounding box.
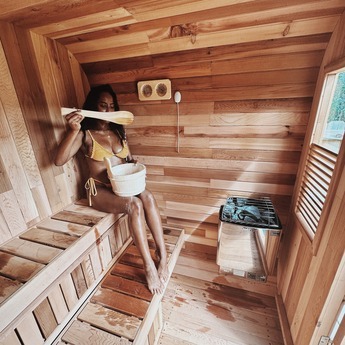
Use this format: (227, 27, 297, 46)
(278, 11, 345, 345)
(0, 12, 344, 345)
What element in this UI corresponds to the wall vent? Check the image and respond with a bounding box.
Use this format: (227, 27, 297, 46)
(137, 79, 171, 101)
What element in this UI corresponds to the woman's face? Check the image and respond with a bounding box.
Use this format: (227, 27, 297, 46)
(97, 92, 115, 112)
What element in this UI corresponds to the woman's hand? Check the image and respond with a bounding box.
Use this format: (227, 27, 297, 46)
(65, 110, 84, 131)
(127, 157, 138, 164)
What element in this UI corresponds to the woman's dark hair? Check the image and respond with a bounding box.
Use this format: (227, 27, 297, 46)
(81, 84, 126, 140)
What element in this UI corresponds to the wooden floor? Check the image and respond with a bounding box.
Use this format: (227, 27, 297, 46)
(158, 242, 284, 345)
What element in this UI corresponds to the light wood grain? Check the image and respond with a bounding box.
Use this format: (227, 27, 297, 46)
(1, 237, 62, 264)
(33, 298, 58, 338)
(60, 274, 79, 311)
(278, 10, 345, 345)
(48, 284, 69, 324)
(20, 227, 78, 249)
(158, 241, 284, 344)
(78, 302, 141, 340)
(0, 3, 344, 345)
(16, 312, 45, 345)
(37, 217, 90, 237)
(0, 331, 21, 345)
(62, 320, 131, 345)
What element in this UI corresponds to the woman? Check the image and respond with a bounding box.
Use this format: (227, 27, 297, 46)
(55, 84, 168, 294)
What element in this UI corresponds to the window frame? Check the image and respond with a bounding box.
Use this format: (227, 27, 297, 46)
(295, 66, 345, 255)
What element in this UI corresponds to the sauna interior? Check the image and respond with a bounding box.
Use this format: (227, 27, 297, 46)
(0, 1, 345, 345)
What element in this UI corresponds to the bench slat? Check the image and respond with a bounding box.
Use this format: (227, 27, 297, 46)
(16, 313, 45, 345)
(111, 262, 147, 284)
(64, 203, 109, 218)
(0, 252, 44, 282)
(60, 226, 185, 345)
(0, 330, 22, 345)
(61, 320, 131, 345)
(0, 238, 62, 264)
(37, 218, 90, 237)
(0, 205, 129, 342)
(120, 250, 155, 269)
(102, 274, 153, 302)
(33, 298, 58, 338)
(48, 285, 70, 323)
(60, 274, 79, 310)
(52, 210, 102, 227)
(81, 255, 96, 287)
(0, 276, 23, 303)
(78, 302, 141, 340)
(92, 287, 149, 319)
(20, 228, 78, 249)
(71, 264, 88, 298)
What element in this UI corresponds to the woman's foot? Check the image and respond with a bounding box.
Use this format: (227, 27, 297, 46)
(144, 262, 164, 294)
(155, 250, 169, 282)
(158, 260, 169, 283)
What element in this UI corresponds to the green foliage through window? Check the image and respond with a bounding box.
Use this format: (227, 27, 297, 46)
(329, 71, 345, 122)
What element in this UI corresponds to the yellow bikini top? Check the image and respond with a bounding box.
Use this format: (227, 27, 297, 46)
(86, 130, 129, 161)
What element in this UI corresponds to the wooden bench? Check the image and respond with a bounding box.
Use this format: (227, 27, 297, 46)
(0, 200, 184, 345)
(57, 226, 184, 345)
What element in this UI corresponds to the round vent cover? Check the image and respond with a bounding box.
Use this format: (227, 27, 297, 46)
(137, 79, 171, 101)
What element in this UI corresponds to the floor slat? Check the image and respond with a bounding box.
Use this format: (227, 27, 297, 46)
(158, 243, 284, 345)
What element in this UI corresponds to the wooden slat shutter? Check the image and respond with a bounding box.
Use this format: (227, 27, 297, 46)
(296, 144, 337, 235)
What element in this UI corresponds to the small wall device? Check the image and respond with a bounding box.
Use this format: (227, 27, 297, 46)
(137, 79, 171, 101)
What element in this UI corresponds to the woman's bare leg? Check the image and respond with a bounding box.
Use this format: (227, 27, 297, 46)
(139, 190, 169, 282)
(91, 187, 164, 294)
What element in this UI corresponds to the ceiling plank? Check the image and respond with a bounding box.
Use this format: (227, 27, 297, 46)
(74, 16, 337, 63)
(32, 8, 136, 38)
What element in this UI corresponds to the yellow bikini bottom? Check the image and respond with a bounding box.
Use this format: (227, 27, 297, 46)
(85, 177, 112, 206)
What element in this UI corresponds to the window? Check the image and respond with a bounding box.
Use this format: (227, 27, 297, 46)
(316, 71, 345, 154)
(296, 69, 345, 239)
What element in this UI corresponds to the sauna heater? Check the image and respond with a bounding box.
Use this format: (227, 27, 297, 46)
(217, 196, 282, 281)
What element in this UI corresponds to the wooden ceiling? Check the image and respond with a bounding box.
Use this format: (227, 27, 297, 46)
(1, 0, 345, 85)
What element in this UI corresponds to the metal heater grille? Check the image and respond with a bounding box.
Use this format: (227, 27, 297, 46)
(219, 197, 282, 230)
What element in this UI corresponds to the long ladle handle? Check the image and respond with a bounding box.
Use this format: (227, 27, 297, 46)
(61, 107, 134, 125)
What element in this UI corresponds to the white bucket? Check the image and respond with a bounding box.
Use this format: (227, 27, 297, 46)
(108, 163, 146, 197)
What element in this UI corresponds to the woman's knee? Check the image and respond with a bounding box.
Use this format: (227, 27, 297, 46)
(127, 197, 144, 216)
(140, 190, 156, 206)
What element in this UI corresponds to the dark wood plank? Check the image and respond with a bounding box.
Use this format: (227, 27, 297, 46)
(102, 274, 153, 302)
(0, 251, 44, 282)
(91, 287, 149, 319)
(0, 275, 23, 303)
(110, 262, 147, 284)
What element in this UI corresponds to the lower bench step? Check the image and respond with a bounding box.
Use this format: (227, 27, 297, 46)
(57, 226, 185, 345)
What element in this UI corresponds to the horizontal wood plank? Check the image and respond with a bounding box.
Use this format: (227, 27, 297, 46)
(0, 251, 44, 282)
(61, 320, 131, 345)
(0, 276, 23, 303)
(91, 287, 150, 319)
(19, 227, 77, 249)
(78, 302, 141, 341)
(0, 237, 62, 264)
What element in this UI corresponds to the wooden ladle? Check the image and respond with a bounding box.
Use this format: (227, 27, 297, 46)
(61, 107, 134, 125)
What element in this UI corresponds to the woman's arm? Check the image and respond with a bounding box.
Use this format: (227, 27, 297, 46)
(54, 112, 84, 166)
(126, 144, 137, 164)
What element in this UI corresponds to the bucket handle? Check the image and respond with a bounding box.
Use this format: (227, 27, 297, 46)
(104, 157, 113, 177)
